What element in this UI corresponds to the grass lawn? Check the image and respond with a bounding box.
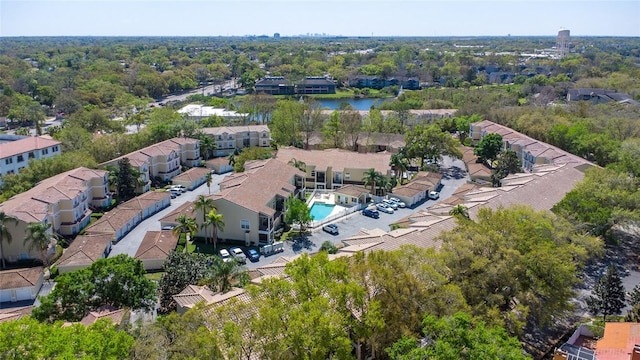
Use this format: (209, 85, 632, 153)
(145, 272, 164, 281)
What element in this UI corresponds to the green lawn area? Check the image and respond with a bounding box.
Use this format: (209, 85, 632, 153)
(145, 272, 164, 281)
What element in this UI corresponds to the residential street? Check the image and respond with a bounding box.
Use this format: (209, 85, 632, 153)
(108, 173, 227, 258)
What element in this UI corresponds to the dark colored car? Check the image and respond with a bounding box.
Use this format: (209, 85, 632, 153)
(247, 249, 260, 262)
(362, 208, 380, 219)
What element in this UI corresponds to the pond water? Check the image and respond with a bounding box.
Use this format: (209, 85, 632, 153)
(316, 98, 391, 110)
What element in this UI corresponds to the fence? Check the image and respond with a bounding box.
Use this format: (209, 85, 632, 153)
(309, 203, 366, 229)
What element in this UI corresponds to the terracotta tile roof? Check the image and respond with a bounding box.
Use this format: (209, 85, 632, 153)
(135, 230, 178, 260)
(173, 285, 249, 310)
(172, 167, 211, 182)
(211, 158, 303, 216)
(596, 322, 640, 360)
(275, 147, 392, 174)
(0, 267, 43, 289)
(159, 201, 197, 224)
(334, 184, 370, 197)
(206, 157, 230, 166)
(0, 167, 108, 223)
(0, 306, 34, 323)
(473, 120, 593, 169)
(392, 171, 441, 197)
(84, 208, 141, 235)
(201, 125, 269, 136)
(98, 137, 197, 167)
(119, 191, 171, 211)
(57, 233, 112, 268)
(0, 136, 60, 159)
(173, 285, 217, 308)
(79, 305, 125, 326)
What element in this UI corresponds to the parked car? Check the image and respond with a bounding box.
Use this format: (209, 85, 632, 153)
(247, 249, 260, 262)
(382, 199, 398, 210)
(168, 188, 181, 196)
(171, 185, 187, 193)
(362, 208, 380, 219)
(219, 249, 232, 263)
(389, 197, 406, 208)
(376, 203, 395, 214)
(229, 247, 247, 264)
(323, 223, 339, 235)
(168, 191, 177, 199)
(428, 191, 440, 200)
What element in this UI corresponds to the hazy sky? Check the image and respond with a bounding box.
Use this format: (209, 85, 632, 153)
(1, 0, 638, 37)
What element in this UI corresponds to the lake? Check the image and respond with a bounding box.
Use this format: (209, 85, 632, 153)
(316, 98, 391, 110)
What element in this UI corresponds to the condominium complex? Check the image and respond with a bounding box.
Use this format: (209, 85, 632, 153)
(0, 135, 61, 180)
(201, 125, 271, 157)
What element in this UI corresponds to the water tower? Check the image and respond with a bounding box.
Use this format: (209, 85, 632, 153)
(556, 28, 570, 59)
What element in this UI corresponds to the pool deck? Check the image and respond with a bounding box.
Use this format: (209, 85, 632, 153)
(308, 193, 351, 225)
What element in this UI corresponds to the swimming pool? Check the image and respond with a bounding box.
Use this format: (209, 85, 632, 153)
(309, 202, 336, 221)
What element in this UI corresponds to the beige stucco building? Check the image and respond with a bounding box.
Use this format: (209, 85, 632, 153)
(0, 167, 111, 263)
(201, 125, 271, 157)
(275, 147, 392, 190)
(100, 137, 201, 193)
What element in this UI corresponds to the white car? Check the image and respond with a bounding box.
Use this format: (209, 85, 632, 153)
(382, 199, 398, 210)
(389, 197, 406, 208)
(219, 249, 232, 263)
(376, 203, 394, 214)
(229, 247, 247, 264)
(428, 191, 440, 200)
(171, 185, 187, 193)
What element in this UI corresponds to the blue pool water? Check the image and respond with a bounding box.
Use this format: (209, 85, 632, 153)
(309, 203, 335, 220)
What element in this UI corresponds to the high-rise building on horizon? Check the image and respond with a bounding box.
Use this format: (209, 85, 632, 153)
(556, 28, 570, 59)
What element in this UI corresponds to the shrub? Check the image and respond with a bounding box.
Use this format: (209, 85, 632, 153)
(320, 241, 338, 254)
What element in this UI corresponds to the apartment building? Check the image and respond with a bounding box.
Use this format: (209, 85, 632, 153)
(0, 135, 61, 180)
(275, 147, 392, 190)
(201, 125, 270, 157)
(470, 120, 592, 171)
(100, 137, 201, 193)
(0, 167, 111, 263)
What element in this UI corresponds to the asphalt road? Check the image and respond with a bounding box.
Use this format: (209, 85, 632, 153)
(108, 173, 226, 258)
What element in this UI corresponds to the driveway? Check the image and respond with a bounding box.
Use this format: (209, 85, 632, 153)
(108, 173, 227, 258)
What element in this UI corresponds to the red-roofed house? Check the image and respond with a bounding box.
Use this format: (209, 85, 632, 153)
(0, 267, 44, 303)
(134, 230, 178, 271)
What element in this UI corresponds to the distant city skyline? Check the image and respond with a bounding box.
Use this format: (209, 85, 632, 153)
(1, 0, 638, 37)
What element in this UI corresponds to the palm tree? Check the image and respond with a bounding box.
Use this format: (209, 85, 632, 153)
(201, 256, 243, 293)
(173, 215, 198, 244)
(202, 209, 225, 250)
(362, 168, 380, 196)
(390, 152, 409, 185)
(205, 172, 213, 195)
(194, 195, 215, 225)
(201, 135, 216, 161)
(0, 212, 18, 269)
(24, 222, 58, 267)
(449, 205, 470, 220)
(287, 158, 307, 172)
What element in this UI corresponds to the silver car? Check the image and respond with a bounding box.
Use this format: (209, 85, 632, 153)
(376, 203, 394, 214)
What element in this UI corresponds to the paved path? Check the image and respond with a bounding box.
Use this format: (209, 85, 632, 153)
(108, 173, 227, 258)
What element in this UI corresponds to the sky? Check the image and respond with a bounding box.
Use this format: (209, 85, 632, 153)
(1, 0, 639, 37)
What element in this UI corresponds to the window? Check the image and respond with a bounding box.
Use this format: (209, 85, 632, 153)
(262, 140, 266, 145)
(352, 197, 357, 202)
(28, 152, 34, 159)
(41, 149, 48, 155)
(345, 173, 350, 180)
(17, 155, 24, 162)
(241, 220, 250, 230)
(310, 170, 316, 177)
(5, 158, 12, 165)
